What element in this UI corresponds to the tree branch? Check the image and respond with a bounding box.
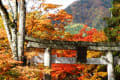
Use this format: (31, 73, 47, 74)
(13, 0, 18, 22)
(6, 0, 14, 20)
(0, 0, 12, 43)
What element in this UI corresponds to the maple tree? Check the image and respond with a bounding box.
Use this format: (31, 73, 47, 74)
(52, 64, 85, 80)
(24, 1, 73, 66)
(26, 10, 72, 40)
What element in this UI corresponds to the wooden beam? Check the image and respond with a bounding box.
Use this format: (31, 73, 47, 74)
(44, 48, 51, 67)
(27, 42, 76, 50)
(106, 51, 115, 80)
(30, 54, 120, 65)
(43, 48, 51, 80)
(27, 42, 120, 51)
(52, 55, 76, 64)
(54, 56, 109, 64)
(76, 47, 87, 63)
(25, 36, 120, 47)
(88, 46, 120, 51)
(114, 56, 120, 64)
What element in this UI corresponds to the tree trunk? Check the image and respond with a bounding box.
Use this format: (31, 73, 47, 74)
(11, 0, 18, 59)
(0, 0, 18, 59)
(11, 26, 17, 59)
(18, 0, 26, 60)
(0, 1, 14, 57)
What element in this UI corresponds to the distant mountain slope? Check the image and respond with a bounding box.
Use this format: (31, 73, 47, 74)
(65, 0, 112, 29)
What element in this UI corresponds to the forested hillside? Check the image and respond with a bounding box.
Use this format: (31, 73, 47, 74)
(65, 0, 112, 29)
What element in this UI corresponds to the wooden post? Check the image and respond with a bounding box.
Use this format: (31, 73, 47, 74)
(76, 47, 87, 63)
(43, 48, 51, 80)
(106, 51, 115, 80)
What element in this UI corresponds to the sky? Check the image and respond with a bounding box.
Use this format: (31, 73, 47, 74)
(45, 0, 77, 9)
(26, 0, 77, 11)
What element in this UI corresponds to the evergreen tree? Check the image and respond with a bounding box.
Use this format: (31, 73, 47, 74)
(104, 0, 120, 41)
(104, 1, 120, 80)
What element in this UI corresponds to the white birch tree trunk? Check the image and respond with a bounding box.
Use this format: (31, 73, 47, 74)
(0, 0, 27, 60)
(18, 0, 26, 60)
(11, 0, 18, 59)
(0, 0, 18, 59)
(11, 27, 17, 59)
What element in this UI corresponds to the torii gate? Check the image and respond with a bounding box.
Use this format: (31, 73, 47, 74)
(25, 36, 120, 80)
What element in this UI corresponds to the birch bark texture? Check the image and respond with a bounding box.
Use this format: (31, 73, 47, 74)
(0, 0, 17, 58)
(0, 0, 26, 60)
(18, 0, 26, 60)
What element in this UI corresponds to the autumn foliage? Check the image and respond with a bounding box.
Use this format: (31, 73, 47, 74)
(51, 25, 108, 80)
(25, 11, 108, 79)
(0, 0, 109, 79)
(26, 9, 72, 40)
(52, 64, 85, 80)
(0, 50, 23, 79)
(0, 12, 108, 80)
